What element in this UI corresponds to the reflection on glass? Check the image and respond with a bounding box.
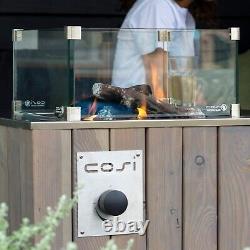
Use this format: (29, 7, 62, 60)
(13, 28, 238, 121)
(13, 29, 71, 121)
(168, 57, 197, 107)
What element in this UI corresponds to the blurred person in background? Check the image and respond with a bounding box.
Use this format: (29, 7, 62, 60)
(112, 0, 217, 101)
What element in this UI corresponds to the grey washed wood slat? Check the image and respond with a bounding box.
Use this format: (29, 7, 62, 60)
(1, 127, 34, 231)
(32, 130, 72, 249)
(219, 127, 250, 250)
(146, 128, 182, 250)
(110, 128, 146, 250)
(183, 127, 217, 250)
(0, 126, 8, 204)
(110, 128, 146, 200)
(7, 127, 22, 231)
(73, 129, 110, 250)
(19, 129, 34, 221)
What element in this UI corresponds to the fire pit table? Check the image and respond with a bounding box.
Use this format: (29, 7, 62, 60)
(0, 27, 249, 250)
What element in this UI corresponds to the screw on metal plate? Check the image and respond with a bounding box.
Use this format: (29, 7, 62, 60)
(80, 232, 85, 235)
(195, 155, 205, 166)
(79, 156, 83, 159)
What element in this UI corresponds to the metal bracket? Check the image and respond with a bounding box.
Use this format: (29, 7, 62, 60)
(12, 29, 24, 42)
(12, 100, 22, 112)
(158, 30, 171, 42)
(65, 26, 82, 40)
(230, 27, 240, 41)
(66, 107, 81, 121)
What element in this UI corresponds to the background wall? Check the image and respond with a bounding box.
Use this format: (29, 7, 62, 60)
(0, 0, 249, 117)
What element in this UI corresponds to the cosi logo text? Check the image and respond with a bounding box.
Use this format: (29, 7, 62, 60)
(80, 152, 141, 173)
(84, 161, 137, 173)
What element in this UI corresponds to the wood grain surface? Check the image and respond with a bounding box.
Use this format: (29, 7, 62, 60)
(110, 128, 146, 250)
(73, 129, 110, 250)
(219, 127, 250, 250)
(7, 127, 23, 231)
(0, 126, 8, 204)
(183, 127, 217, 250)
(32, 130, 72, 249)
(0, 127, 34, 232)
(146, 128, 182, 250)
(3, 124, 250, 250)
(19, 129, 33, 222)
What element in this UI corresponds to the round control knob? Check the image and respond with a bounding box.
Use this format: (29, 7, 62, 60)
(98, 190, 128, 216)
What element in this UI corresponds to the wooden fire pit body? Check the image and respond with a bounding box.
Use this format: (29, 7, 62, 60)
(1, 118, 250, 250)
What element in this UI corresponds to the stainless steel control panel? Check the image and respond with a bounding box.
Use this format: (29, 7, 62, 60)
(77, 150, 144, 237)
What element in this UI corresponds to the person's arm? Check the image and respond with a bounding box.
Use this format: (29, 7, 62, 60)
(129, 1, 176, 99)
(142, 48, 168, 99)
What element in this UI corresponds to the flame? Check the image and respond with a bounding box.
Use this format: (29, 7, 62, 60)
(84, 115, 97, 121)
(150, 64, 165, 100)
(83, 98, 98, 121)
(137, 103, 147, 120)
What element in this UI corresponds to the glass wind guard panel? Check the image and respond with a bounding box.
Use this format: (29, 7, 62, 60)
(74, 29, 166, 120)
(13, 28, 238, 121)
(74, 29, 237, 120)
(13, 29, 72, 121)
(165, 29, 237, 117)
